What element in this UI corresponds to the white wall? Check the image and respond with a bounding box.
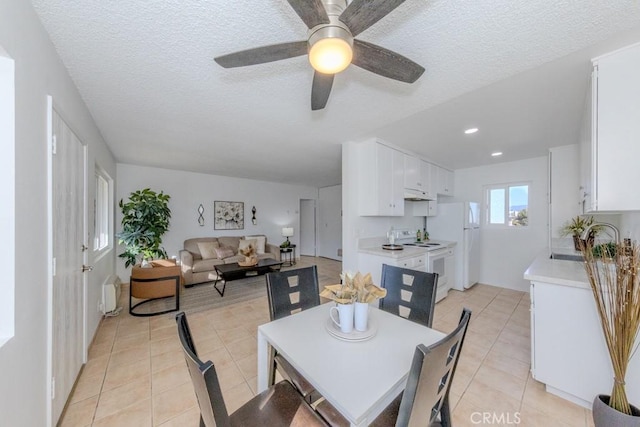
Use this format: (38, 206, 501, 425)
(0, 2, 116, 425)
(116, 164, 319, 279)
(318, 185, 343, 260)
(342, 141, 424, 272)
(454, 157, 549, 291)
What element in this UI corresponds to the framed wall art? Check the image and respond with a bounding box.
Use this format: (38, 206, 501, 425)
(214, 201, 244, 230)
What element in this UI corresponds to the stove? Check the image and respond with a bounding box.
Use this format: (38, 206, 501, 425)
(402, 242, 441, 248)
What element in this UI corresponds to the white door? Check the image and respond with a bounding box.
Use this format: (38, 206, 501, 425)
(299, 199, 316, 256)
(50, 105, 87, 425)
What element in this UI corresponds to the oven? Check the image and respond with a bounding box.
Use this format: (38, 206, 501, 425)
(426, 246, 454, 302)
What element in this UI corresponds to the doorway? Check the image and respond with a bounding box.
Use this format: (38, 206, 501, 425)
(299, 199, 316, 257)
(47, 98, 88, 425)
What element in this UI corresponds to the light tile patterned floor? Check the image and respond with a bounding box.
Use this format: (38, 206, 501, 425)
(61, 256, 594, 426)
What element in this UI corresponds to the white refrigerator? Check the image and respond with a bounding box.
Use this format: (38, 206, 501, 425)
(427, 202, 480, 291)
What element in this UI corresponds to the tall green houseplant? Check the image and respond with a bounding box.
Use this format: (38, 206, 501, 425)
(117, 188, 171, 268)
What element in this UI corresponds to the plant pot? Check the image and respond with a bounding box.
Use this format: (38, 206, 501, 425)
(593, 395, 640, 427)
(573, 234, 594, 251)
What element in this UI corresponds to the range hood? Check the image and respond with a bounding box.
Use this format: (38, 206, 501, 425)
(404, 188, 432, 201)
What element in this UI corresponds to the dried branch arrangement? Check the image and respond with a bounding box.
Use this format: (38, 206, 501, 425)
(320, 272, 387, 304)
(581, 240, 640, 414)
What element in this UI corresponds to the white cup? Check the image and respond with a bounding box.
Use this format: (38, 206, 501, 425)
(354, 302, 369, 332)
(330, 303, 354, 334)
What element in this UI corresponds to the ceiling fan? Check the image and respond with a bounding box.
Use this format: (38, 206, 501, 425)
(214, 0, 425, 110)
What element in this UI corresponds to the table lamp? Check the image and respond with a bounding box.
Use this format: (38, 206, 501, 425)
(281, 227, 294, 248)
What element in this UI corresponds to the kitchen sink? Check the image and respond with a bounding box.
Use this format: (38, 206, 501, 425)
(549, 253, 584, 262)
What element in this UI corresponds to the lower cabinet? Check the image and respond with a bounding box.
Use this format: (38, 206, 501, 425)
(530, 281, 640, 408)
(358, 253, 426, 291)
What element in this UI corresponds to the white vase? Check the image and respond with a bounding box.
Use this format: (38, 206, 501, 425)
(354, 302, 369, 332)
(330, 303, 354, 334)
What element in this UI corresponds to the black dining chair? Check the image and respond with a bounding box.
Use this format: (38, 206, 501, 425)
(265, 266, 321, 400)
(379, 264, 439, 327)
(371, 308, 472, 427)
(175, 312, 328, 427)
(266, 266, 346, 426)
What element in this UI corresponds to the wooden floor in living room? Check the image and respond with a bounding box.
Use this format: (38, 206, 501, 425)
(60, 256, 593, 426)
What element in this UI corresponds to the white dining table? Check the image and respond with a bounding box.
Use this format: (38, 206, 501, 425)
(257, 304, 446, 426)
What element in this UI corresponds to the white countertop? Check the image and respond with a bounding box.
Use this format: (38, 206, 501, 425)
(358, 239, 456, 259)
(523, 250, 590, 289)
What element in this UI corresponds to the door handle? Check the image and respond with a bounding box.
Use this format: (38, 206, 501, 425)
(82, 265, 93, 272)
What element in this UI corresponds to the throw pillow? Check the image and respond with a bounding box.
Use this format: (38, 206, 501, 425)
(244, 235, 266, 254)
(238, 238, 257, 255)
(197, 241, 220, 260)
(213, 246, 235, 259)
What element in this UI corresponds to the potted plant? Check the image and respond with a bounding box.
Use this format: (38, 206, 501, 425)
(117, 188, 171, 268)
(561, 216, 600, 251)
(581, 239, 640, 426)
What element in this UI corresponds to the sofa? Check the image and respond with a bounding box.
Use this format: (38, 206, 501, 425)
(179, 235, 280, 287)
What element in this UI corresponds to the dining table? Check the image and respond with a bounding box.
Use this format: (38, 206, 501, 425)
(257, 303, 446, 426)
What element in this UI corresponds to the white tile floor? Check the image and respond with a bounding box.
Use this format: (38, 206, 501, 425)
(61, 256, 594, 426)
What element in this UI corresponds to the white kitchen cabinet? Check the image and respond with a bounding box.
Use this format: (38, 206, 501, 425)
(582, 42, 640, 211)
(404, 155, 422, 190)
(357, 141, 404, 216)
(421, 161, 434, 199)
(404, 156, 434, 199)
(436, 165, 454, 196)
(411, 200, 437, 217)
(357, 252, 426, 288)
(530, 280, 640, 408)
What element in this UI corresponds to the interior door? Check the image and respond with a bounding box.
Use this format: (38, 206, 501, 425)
(299, 199, 316, 256)
(50, 105, 87, 425)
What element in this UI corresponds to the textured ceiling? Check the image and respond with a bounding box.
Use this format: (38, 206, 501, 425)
(31, 0, 640, 187)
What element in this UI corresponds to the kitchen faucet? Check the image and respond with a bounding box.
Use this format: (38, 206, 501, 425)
(581, 222, 620, 245)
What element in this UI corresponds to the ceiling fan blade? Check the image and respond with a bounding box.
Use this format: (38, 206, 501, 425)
(339, 0, 407, 37)
(311, 72, 334, 111)
(214, 41, 308, 68)
(287, 0, 330, 29)
(352, 39, 424, 83)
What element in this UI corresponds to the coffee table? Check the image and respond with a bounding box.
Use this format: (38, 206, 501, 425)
(213, 259, 284, 297)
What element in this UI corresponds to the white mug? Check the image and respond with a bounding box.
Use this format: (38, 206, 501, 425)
(330, 303, 354, 334)
(354, 302, 369, 332)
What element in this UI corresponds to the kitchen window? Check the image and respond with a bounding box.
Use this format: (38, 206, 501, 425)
(485, 183, 529, 227)
(93, 166, 113, 253)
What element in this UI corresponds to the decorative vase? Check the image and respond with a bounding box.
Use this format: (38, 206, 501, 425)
(238, 256, 258, 267)
(354, 302, 369, 332)
(140, 259, 153, 268)
(329, 303, 354, 334)
(593, 395, 640, 427)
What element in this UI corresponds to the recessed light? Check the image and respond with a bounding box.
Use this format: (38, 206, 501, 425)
(491, 152, 503, 157)
(464, 128, 478, 134)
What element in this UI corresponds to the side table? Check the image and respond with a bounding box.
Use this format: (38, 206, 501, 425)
(279, 244, 296, 267)
(130, 259, 182, 317)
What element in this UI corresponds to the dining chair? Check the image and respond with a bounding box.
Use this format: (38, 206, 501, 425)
(379, 264, 439, 328)
(175, 312, 328, 427)
(370, 308, 472, 427)
(266, 266, 345, 426)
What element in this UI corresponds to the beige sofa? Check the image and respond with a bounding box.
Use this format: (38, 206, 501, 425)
(179, 235, 280, 287)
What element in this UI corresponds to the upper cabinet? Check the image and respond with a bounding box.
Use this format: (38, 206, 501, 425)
(436, 165, 455, 196)
(582, 42, 640, 212)
(404, 155, 434, 199)
(357, 141, 405, 216)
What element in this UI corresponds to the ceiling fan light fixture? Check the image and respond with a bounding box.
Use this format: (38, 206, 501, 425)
(308, 25, 353, 74)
